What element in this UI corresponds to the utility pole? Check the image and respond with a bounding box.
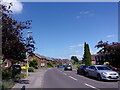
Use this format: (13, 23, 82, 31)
(26, 31, 32, 77)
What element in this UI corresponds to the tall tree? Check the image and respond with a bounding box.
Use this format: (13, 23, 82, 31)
(71, 56, 79, 63)
(83, 42, 91, 65)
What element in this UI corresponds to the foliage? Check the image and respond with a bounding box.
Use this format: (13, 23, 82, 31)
(28, 67, 34, 72)
(76, 64, 81, 68)
(1, 3, 35, 62)
(83, 42, 91, 66)
(15, 73, 26, 79)
(95, 41, 120, 68)
(2, 79, 14, 90)
(29, 59, 38, 69)
(2, 67, 12, 80)
(71, 56, 79, 63)
(47, 62, 54, 67)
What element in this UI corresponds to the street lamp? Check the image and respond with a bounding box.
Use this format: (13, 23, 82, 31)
(26, 31, 32, 77)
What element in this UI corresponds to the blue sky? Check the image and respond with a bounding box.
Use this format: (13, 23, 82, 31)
(13, 2, 118, 59)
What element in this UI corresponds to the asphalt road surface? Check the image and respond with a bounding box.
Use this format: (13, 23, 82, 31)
(42, 68, 119, 90)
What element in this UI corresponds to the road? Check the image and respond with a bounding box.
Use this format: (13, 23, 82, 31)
(42, 68, 119, 90)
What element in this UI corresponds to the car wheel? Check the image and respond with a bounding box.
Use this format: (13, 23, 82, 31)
(77, 70, 80, 74)
(97, 74, 101, 81)
(86, 72, 89, 77)
(81, 71, 84, 75)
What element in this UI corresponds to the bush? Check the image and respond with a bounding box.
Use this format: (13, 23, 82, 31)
(76, 64, 81, 68)
(2, 79, 14, 90)
(29, 59, 38, 69)
(28, 67, 34, 72)
(2, 70, 12, 80)
(15, 73, 26, 80)
(47, 62, 54, 67)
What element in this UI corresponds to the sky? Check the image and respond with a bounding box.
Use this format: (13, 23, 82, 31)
(3, 1, 118, 60)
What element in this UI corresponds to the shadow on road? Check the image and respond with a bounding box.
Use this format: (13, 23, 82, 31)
(15, 79, 30, 84)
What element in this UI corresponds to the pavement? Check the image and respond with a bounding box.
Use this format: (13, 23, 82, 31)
(12, 68, 48, 89)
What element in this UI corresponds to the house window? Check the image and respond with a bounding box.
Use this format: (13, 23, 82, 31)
(41, 63, 45, 66)
(4, 59, 8, 67)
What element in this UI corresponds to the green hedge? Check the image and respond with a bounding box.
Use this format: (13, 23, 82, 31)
(28, 67, 34, 72)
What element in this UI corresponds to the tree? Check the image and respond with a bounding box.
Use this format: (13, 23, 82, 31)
(83, 42, 91, 66)
(29, 59, 38, 69)
(1, 4, 35, 63)
(95, 41, 120, 68)
(71, 56, 79, 63)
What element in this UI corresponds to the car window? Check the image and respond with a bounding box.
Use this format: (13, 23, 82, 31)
(89, 66, 95, 69)
(83, 66, 88, 68)
(97, 66, 111, 70)
(66, 65, 71, 67)
(80, 66, 83, 68)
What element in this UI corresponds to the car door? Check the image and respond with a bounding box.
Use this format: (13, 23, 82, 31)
(92, 66, 98, 77)
(87, 66, 94, 76)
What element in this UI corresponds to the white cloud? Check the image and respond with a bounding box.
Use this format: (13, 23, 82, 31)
(77, 44, 84, 47)
(75, 51, 81, 53)
(90, 49, 99, 54)
(2, 0, 23, 14)
(106, 35, 115, 38)
(80, 11, 90, 15)
(76, 10, 94, 19)
(69, 43, 84, 49)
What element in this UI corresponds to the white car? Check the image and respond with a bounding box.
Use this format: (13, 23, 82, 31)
(86, 65, 119, 81)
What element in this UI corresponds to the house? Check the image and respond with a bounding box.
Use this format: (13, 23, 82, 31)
(28, 53, 48, 67)
(1, 59, 12, 70)
(91, 54, 97, 65)
(95, 54, 106, 65)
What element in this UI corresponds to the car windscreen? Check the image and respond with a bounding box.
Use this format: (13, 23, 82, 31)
(83, 66, 88, 68)
(66, 65, 71, 67)
(97, 66, 111, 70)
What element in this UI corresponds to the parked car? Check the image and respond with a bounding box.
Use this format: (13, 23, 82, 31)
(13, 65, 22, 74)
(57, 65, 63, 68)
(86, 65, 119, 81)
(77, 65, 88, 75)
(64, 65, 72, 71)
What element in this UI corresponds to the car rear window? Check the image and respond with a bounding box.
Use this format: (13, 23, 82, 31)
(83, 66, 88, 68)
(97, 66, 111, 70)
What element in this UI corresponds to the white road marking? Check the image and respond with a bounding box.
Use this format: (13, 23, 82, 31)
(63, 73, 67, 75)
(69, 76, 78, 81)
(85, 83, 100, 90)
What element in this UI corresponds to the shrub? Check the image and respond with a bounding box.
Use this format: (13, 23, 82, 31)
(76, 64, 81, 68)
(28, 67, 34, 72)
(2, 79, 14, 90)
(15, 73, 26, 80)
(29, 59, 38, 69)
(2, 70, 12, 80)
(47, 62, 54, 67)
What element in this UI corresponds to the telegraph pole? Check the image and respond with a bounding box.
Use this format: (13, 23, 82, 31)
(26, 31, 32, 77)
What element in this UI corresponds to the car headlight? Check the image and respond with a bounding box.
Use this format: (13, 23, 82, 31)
(102, 72, 108, 75)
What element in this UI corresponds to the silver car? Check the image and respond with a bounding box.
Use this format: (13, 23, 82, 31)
(86, 65, 119, 80)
